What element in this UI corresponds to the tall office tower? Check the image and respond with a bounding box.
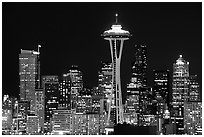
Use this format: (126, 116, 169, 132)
(64, 65, 83, 110)
(14, 100, 30, 135)
(98, 62, 112, 98)
(188, 75, 200, 102)
(153, 70, 170, 120)
(138, 87, 156, 125)
(124, 83, 140, 125)
(2, 95, 13, 134)
(26, 114, 39, 135)
(98, 62, 113, 124)
(51, 108, 73, 135)
(42, 75, 59, 134)
(184, 102, 202, 135)
(59, 74, 72, 109)
(131, 45, 147, 88)
(76, 95, 92, 113)
(153, 70, 170, 104)
(35, 88, 44, 133)
(19, 49, 40, 113)
(171, 55, 189, 134)
(124, 44, 147, 125)
(102, 14, 131, 125)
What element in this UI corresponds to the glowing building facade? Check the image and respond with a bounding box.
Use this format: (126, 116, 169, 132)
(98, 62, 112, 99)
(188, 75, 200, 102)
(102, 14, 130, 125)
(2, 95, 13, 134)
(131, 45, 147, 88)
(72, 113, 100, 135)
(42, 75, 59, 133)
(19, 49, 40, 113)
(153, 70, 170, 104)
(62, 65, 83, 110)
(26, 114, 39, 135)
(171, 55, 189, 134)
(76, 95, 92, 113)
(184, 102, 202, 135)
(35, 88, 44, 133)
(59, 74, 71, 109)
(51, 108, 73, 134)
(125, 44, 148, 125)
(138, 87, 156, 125)
(14, 100, 30, 135)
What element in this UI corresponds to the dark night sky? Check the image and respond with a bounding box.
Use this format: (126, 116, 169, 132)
(2, 2, 202, 99)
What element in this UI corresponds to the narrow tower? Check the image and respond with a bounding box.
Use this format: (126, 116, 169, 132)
(102, 14, 131, 124)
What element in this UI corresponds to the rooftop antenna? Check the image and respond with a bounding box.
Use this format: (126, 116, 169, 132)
(38, 44, 41, 53)
(115, 13, 118, 24)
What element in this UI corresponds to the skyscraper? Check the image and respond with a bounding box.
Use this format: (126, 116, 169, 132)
(102, 14, 130, 125)
(153, 70, 170, 120)
(19, 49, 40, 113)
(59, 74, 72, 109)
(42, 75, 59, 134)
(98, 62, 113, 125)
(184, 102, 202, 135)
(63, 65, 83, 110)
(131, 45, 147, 88)
(35, 88, 44, 133)
(153, 70, 170, 103)
(2, 95, 14, 134)
(188, 75, 200, 102)
(125, 44, 148, 125)
(14, 100, 30, 135)
(171, 55, 189, 134)
(98, 62, 112, 99)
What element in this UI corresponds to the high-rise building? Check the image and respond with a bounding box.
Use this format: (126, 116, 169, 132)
(98, 62, 112, 98)
(51, 108, 73, 135)
(14, 100, 30, 135)
(188, 75, 200, 102)
(2, 95, 13, 134)
(35, 88, 44, 133)
(153, 70, 170, 120)
(184, 102, 202, 135)
(61, 65, 83, 111)
(26, 114, 39, 135)
(171, 55, 189, 134)
(124, 44, 148, 125)
(102, 14, 131, 125)
(98, 62, 113, 125)
(59, 74, 71, 109)
(153, 70, 170, 104)
(42, 75, 59, 134)
(131, 45, 147, 88)
(138, 87, 156, 126)
(19, 49, 40, 113)
(124, 83, 140, 125)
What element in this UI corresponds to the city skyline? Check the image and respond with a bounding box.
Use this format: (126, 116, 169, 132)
(3, 2, 202, 99)
(2, 2, 202, 135)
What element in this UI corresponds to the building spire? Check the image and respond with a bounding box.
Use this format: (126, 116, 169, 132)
(115, 13, 118, 24)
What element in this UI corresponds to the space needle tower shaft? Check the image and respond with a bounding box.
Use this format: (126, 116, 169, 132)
(102, 14, 131, 124)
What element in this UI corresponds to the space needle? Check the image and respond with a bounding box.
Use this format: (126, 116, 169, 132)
(102, 14, 131, 126)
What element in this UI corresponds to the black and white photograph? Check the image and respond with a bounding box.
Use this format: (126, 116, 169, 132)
(2, 1, 202, 135)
